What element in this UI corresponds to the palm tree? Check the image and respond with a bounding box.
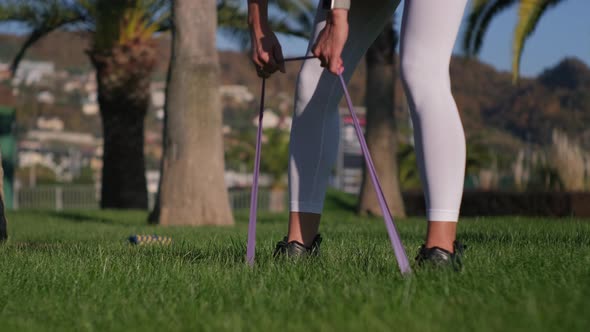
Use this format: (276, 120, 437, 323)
(463, 0, 563, 82)
(149, 0, 234, 226)
(0, 0, 169, 209)
(148, 0, 313, 223)
(358, 16, 406, 217)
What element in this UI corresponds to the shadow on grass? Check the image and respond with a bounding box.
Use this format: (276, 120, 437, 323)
(47, 210, 147, 226)
(9, 238, 249, 266)
(136, 244, 248, 266)
(121, 235, 250, 266)
(11, 241, 65, 251)
(48, 211, 117, 225)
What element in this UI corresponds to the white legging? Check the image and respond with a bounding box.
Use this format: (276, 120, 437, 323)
(289, 0, 467, 222)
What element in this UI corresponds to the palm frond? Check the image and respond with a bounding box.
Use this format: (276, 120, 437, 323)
(217, 0, 313, 49)
(139, 0, 170, 31)
(274, 0, 314, 33)
(0, 0, 85, 73)
(512, 0, 560, 82)
(94, 0, 169, 51)
(462, 0, 491, 55)
(463, 0, 518, 56)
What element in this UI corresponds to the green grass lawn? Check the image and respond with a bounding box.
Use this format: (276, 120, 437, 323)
(1, 194, 590, 331)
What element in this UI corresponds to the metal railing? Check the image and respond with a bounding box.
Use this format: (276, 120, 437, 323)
(13, 185, 275, 211)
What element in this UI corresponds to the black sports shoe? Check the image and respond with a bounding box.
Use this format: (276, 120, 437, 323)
(415, 241, 466, 271)
(273, 234, 322, 258)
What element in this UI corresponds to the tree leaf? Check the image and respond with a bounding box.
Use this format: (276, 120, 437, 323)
(512, 0, 560, 82)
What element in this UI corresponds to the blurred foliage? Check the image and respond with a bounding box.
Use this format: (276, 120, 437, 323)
(397, 143, 420, 190)
(225, 128, 256, 172)
(225, 124, 290, 189)
(260, 127, 290, 189)
(463, 0, 564, 82)
(466, 139, 495, 176)
(217, 0, 315, 47)
(0, 0, 169, 73)
(526, 162, 563, 191)
(71, 165, 95, 184)
(397, 139, 498, 191)
(16, 164, 58, 185)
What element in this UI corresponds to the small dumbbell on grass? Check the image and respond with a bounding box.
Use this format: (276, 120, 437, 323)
(128, 235, 172, 245)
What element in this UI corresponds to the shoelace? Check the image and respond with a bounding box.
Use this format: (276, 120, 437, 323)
(246, 56, 411, 275)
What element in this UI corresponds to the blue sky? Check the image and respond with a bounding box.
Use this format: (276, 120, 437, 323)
(218, 0, 590, 77)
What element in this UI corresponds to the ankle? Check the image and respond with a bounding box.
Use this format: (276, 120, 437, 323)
(425, 221, 457, 253)
(287, 234, 303, 245)
(287, 233, 318, 248)
(288, 212, 321, 247)
(424, 239, 455, 253)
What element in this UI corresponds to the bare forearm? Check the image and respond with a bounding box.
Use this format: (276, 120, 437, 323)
(312, 7, 350, 75)
(248, 0, 268, 30)
(248, 0, 285, 77)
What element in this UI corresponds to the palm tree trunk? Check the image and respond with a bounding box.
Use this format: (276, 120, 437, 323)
(98, 95, 148, 209)
(358, 17, 406, 217)
(150, 0, 233, 225)
(89, 42, 156, 209)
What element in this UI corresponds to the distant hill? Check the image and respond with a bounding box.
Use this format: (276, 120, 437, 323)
(1, 30, 590, 151)
(481, 58, 590, 148)
(0, 31, 91, 70)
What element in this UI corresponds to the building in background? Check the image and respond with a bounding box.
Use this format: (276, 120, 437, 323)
(12, 60, 55, 86)
(332, 107, 366, 194)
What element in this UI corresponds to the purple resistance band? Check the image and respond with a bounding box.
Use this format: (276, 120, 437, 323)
(247, 56, 411, 275)
(246, 55, 313, 267)
(337, 73, 411, 274)
(246, 75, 265, 266)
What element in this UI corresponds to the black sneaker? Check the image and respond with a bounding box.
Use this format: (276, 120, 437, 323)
(415, 241, 466, 271)
(273, 234, 322, 258)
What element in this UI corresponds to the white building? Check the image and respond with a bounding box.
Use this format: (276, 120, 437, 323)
(220, 85, 255, 103)
(64, 80, 83, 93)
(146, 170, 160, 194)
(37, 91, 55, 104)
(151, 90, 166, 108)
(26, 130, 100, 146)
(252, 110, 280, 129)
(37, 117, 64, 131)
(333, 107, 367, 193)
(83, 102, 99, 115)
(84, 77, 97, 93)
(14, 60, 55, 86)
(18, 130, 103, 183)
(225, 170, 271, 188)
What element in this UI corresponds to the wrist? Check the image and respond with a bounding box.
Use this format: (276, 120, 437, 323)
(322, 0, 351, 10)
(327, 9, 348, 26)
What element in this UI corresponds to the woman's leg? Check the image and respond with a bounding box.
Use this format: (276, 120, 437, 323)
(288, 0, 400, 246)
(399, 0, 468, 252)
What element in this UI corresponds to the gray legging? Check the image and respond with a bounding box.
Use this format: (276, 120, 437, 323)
(288, 0, 468, 222)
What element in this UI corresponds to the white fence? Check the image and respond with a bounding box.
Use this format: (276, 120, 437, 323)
(13, 185, 275, 211)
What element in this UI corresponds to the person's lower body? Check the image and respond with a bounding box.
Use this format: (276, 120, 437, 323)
(284, 0, 468, 259)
